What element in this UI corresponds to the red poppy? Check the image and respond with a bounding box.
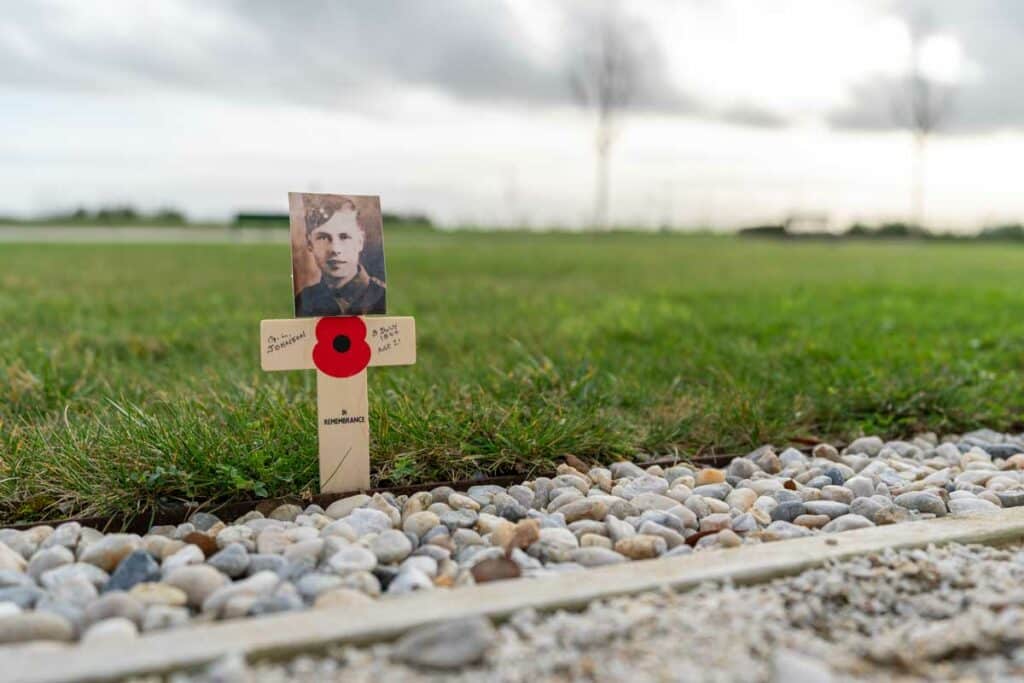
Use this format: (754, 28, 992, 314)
(312, 316, 371, 378)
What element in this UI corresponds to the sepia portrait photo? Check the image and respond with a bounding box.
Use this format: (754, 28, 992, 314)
(290, 192, 387, 318)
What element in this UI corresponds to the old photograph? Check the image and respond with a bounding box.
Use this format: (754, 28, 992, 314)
(290, 192, 386, 317)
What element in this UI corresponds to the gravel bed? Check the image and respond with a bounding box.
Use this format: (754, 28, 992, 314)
(170, 541, 1024, 682)
(1, 428, 1023, 646)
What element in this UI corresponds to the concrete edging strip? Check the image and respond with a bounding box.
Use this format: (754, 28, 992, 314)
(5, 507, 1024, 683)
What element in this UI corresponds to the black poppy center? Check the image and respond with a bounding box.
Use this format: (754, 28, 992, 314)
(332, 334, 351, 353)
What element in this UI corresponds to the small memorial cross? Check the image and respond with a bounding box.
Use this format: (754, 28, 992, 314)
(259, 192, 415, 494)
(259, 315, 415, 493)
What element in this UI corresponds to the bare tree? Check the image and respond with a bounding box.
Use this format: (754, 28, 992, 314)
(571, 13, 639, 231)
(895, 16, 953, 228)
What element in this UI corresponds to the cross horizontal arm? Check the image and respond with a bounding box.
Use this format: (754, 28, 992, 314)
(260, 316, 416, 371)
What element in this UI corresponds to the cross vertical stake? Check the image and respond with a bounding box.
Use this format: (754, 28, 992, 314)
(260, 316, 416, 494)
(316, 369, 370, 491)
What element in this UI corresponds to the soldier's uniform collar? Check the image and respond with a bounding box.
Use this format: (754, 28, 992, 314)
(324, 266, 371, 314)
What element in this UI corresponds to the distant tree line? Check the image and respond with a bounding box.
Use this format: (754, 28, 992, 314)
(0, 205, 187, 226)
(739, 222, 1024, 243)
(233, 211, 433, 229)
(0, 205, 435, 229)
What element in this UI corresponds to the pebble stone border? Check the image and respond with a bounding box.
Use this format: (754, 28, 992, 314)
(0, 428, 1022, 649)
(6, 504, 1024, 683)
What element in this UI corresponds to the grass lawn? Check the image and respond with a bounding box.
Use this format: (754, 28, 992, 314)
(2, 230, 1023, 523)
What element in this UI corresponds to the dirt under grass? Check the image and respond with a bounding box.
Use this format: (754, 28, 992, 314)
(1, 230, 1023, 523)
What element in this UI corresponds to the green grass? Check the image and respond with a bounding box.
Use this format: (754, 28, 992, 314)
(2, 231, 1023, 523)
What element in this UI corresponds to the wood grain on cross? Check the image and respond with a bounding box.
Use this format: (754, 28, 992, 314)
(260, 316, 415, 493)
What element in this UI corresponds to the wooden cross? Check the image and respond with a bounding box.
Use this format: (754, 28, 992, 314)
(259, 315, 416, 493)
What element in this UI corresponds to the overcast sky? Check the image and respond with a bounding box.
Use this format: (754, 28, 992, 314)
(3, 0, 1024, 230)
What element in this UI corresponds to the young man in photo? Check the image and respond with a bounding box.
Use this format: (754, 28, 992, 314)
(294, 196, 386, 317)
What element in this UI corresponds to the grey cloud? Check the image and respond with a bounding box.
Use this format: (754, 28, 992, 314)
(717, 105, 790, 129)
(231, 0, 571, 108)
(830, 0, 1024, 133)
(0, 1, 691, 114)
(10, 0, 1024, 134)
(0, 0, 751, 124)
(829, 77, 917, 132)
(1, 2, 557, 103)
(37, 0, 1024, 132)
